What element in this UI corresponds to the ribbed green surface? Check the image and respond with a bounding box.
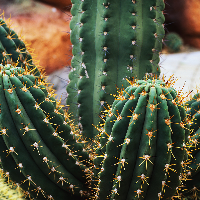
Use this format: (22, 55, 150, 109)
(95, 79, 186, 200)
(67, 0, 165, 141)
(0, 64, 91, 200)
(67, 0, 83, 122)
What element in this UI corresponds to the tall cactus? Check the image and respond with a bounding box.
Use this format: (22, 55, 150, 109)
(94, 78, 188, 199)
(67, 0, 165, 140)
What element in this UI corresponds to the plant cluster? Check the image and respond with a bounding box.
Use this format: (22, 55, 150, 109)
(0, 1, 200, 200)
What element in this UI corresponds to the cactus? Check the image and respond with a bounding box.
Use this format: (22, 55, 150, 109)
(1, 1, 200, 200)
(0, 16, 41, 76)
(176, 93, 200, 199)
(94, 78, 188, 199)
(0, 64, 94, 199)
(67, 0, 165, 140)
(164, 32, 183, 53)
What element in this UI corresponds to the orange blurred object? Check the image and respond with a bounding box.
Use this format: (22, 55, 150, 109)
(36, 0, 72, 9)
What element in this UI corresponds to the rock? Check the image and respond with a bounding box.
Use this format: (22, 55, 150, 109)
(1, 0, 72, 74)
(35, 0, 72, 10)
(165, 0, 200, 48)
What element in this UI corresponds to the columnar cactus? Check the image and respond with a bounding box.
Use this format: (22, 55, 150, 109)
(67, 0, 165, 140)
(0, 64, 94, 199)
(94, 78, 188, 199)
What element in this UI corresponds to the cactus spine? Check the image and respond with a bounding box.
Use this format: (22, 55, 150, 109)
(67, 0, 165, 140)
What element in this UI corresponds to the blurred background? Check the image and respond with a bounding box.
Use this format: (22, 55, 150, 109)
(0, 0, 200, 103)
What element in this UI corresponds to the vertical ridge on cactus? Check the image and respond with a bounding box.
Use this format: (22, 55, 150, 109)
(67, 0, 165, 141)
(67, 0, 83, 124)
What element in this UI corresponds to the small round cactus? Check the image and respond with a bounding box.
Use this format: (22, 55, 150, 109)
(178, 93, 200, 199)
(94, 78, 188, 200)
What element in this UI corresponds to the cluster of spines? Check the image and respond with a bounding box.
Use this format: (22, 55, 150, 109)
(92, 78, 189, 200)
(67, 0, 166, 143)
(0, 64, 96, 199)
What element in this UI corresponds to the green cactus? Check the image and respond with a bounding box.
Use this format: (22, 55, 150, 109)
(1, 1, 200, 200)
(176, 93, 200, 199)
(67, 0, 165, 140)
(0, 169, 25, 199)
(0, 17, 41, 76)
(164, 32, 183, 53)
(0, 64, 94, 200)
(94, 78, 188, 199)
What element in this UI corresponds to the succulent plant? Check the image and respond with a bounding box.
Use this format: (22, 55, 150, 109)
(0, 17, 41, 76)
(164, 32, 183, 53)
(176, 93, 200, 199)
(1, 1, 200, 200)
(0, 64, 94, 200)
(93, 78, 189, 199)
(67, 0, 165, 141)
